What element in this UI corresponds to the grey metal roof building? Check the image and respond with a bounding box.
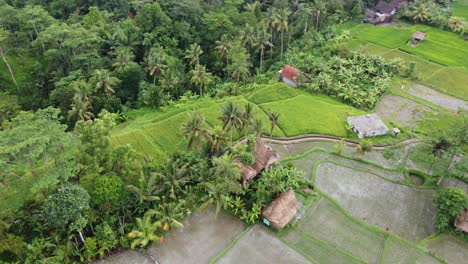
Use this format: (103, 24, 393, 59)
(347, 114, 389, 138)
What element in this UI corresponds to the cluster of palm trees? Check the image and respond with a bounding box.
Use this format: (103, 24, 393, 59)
(400, 0, 466, 35)
(182, 101, 281, 155)
(68, 69, 121, 122)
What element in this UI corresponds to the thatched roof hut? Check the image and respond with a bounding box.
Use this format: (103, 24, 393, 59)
(455, 208, 468, 233)
(251, 137, 280, 174)
(262, 189, 297, 230)
(237, 160, 257, 184)
(412, 31, 426, 44)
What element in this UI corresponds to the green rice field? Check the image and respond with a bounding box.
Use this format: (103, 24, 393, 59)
(344, 23, 468, 99)
(112, 83, 365, 161)
(453, 0, 468, 20)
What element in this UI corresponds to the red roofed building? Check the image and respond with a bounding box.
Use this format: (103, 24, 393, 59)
(278, 65, 300, 87)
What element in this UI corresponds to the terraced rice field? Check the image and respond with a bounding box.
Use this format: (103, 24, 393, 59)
(112, 83, 365, 161)
(344, 22, 468, 99)
(315, 162, 436, 241)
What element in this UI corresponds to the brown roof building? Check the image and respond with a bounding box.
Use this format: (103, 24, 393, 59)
(455, 208, 468, 233)
(238, 137, 280, 184)
(412, 31, 426, 44)
(262, 189, 297, 230)
(375, 0, 406, 15)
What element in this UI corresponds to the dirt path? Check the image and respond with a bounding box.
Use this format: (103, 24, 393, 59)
(237, 134, 420, 151)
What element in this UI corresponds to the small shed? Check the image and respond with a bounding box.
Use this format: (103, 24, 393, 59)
(455, 208, 468, 233)
(278, 65, 299, 87)
(347, 114, 389, 138)
(262, 189, 297, 230)
(412, 31, 426, 44)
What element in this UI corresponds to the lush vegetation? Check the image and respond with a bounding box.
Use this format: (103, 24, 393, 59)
(0, 0, 467, 262)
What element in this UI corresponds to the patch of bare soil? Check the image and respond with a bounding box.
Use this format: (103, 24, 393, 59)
(375, 94, 431, 128)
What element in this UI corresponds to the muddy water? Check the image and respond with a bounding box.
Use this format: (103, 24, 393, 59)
(147, 207, 246, 264)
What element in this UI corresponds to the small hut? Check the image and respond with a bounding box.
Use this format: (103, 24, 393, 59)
(237, 137, 280, 184)
(412, 31, 426, 44)
(347, 114, 389, 138)
(278, 65, 300, 87)
(251, 137, 281, 174)
(262, 189, 297, 230)
(455, 208, 468, 233)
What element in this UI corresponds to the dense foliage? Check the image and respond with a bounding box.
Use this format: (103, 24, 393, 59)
(434, 188, 468, 231)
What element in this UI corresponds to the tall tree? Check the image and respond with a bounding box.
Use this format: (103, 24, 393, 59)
(189, 64, 212, 96)
(0, 28, 17, 87)
(111, 46, 135, 71)
(312, 0, 327, 31)
(185, 43, 203, 68)
(90, 69, 121, 96)
(220, 101, 244, 147)
(240, 24, 256, 55)
(144, 46, 168, 85)
(181, 111, 207, 151)
(215, 34, 232, 65)
(273, 8, 291, 61)
(267, 111, 280, 143)
(253, 25, 272, 71)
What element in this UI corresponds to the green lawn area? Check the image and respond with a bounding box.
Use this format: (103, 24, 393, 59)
(112, 83, 364, 161)
(454, 0, 468, 20)
(423, 67, 468, 100)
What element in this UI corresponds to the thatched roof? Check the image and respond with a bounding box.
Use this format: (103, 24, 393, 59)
(413, 31, 426, 41)
(251, 137, 281, 174)
(262, 189, 297, 230)
(455, 208, 468, 233)
(375, 0, 406, 14)
(237, 160, 257, 184)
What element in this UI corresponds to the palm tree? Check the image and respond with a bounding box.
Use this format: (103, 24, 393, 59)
(240, 24, 256, 55)
(356, 140, 372, 158)
(295, 3, 313, 35)
(242, 103, 255, 133)
(251, 118, 264, 135)
(185, 43, 203, 67)
(128, 212, 161, 249)
(210, 154, 241, 191)
(157, 162, 190, 200)
(312, 0, 327, 31)
(206, 126, 228, 156)
(128, 173, 161, 204)
(448, 16, 465, 35)
(68, 96, 94, 121)
(266, 8, 279, 60)
(220, 101, 244, 147)
(111, 46, 135, 71)
(71, 80, 94, 102)
(228, 59, 251, 83)
(91, 69, 121, 96)
(409, 1, 430, 23)
(145, 47, 168, 85)
(273, 8, 291, 61)
(253, 25, 272, 70)
(215, 34, 232, 65)
(181, 111, 207, 150)
(268, 111, 280, 143)
(148, 202, 185, 231)
(189, 64, 212, 96)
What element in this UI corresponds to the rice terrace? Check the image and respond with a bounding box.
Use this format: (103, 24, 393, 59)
(0, 0, 467, 263)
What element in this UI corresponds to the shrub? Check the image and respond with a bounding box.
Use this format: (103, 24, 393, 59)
(83, 237, 98, 261)
(240, 152, 255, 166)
(434, 188, 468, 231)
